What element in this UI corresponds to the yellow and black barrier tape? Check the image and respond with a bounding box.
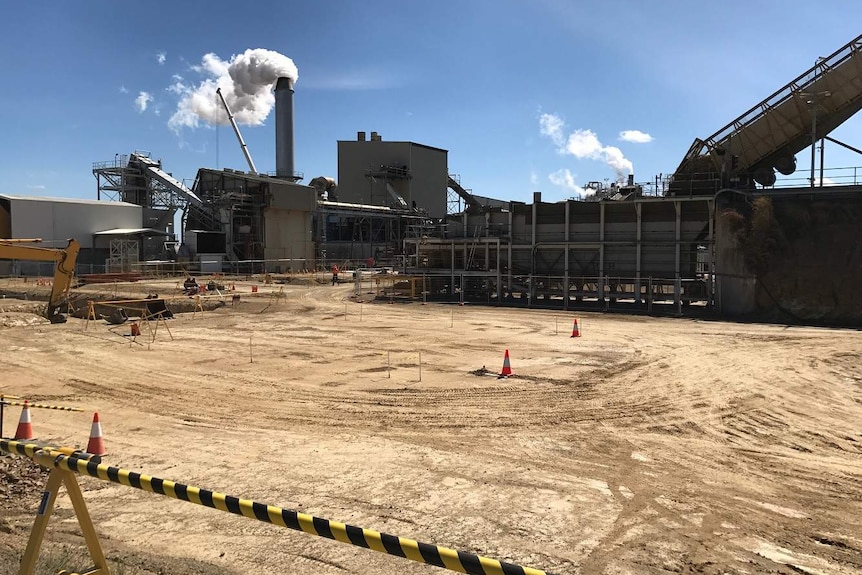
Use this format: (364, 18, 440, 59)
(0, 438, 101, 462)
(0, 400, 82, 412)
(0, 439, 550, 575)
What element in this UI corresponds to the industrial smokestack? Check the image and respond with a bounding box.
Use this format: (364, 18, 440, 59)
(275, 77, 295, 179)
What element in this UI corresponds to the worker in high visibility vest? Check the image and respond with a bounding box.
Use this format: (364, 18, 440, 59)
(331, 264, 339, 285)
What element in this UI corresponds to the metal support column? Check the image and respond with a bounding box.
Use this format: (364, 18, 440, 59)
(564, 200, 570, 311)
(599, 202, 605, 306)
(507, 206, 513, 290)
(674, 201, 682, 313)
(707, 199, 715, 308)
(635, 202, 642, 305)
(530, 198, 537, 306)
(450, 242, 455, 299)
(496, 238, 502, 304)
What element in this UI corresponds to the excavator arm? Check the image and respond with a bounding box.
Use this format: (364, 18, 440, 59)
(0, 238, 80, 323)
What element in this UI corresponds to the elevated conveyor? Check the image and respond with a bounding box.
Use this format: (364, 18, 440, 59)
(447, 175, 480, 209)
(671, 34, 862, 193)
(131, 153, 204, 207)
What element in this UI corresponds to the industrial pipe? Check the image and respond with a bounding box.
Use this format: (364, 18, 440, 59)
(275, 77, 295, 179)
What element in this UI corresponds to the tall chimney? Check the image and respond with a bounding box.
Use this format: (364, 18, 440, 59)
(275, 77, 294, 179)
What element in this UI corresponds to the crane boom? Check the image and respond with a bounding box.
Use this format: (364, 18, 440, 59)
(215, 87, 258, 175)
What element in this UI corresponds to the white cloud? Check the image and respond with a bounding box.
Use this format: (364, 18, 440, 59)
(548, 169, 586, 196)
(539, 113, 565, 147)
(168, 48, 299, 133)
(157, 51, 166, 65)
(135, 91, 153, 113)
(539, 112, 634, 180)
(27, 184, 47, 191)
(119, 85, 129, 94)
(619, 130, 653, 143)
(530, 171, 539, 186)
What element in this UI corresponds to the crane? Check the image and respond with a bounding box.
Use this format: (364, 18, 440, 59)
(0, 238, 80, 323)
(216, 87, 258, 175)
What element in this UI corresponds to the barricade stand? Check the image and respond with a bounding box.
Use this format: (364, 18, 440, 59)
(140, 310, 173, 343)
(192, 295, 204, 318)
(21, 461, 109, 575)
(270, 286, 285, 305)
(2, 441, 108, 575)
(84, 301, 98, 331)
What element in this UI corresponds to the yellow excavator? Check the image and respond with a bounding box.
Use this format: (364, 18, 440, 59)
(0, 238, 80, 323)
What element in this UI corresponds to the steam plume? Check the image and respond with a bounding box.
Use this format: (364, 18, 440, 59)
(540, 113, 633, 180)
(168, 48, 299, 133)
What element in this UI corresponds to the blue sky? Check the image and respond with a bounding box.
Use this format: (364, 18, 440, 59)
(1, 1, 861, 204)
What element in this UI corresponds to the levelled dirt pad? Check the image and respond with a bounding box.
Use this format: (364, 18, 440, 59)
(0, 281, 860, 574)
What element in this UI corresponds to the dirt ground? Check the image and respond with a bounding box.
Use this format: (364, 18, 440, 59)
(0, 278, 860, 575)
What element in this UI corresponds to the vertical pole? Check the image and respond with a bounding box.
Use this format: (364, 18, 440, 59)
(707, 199, 715, 308)
(450, 241, 455, 302)
(635, 202, 642, 305)
(819, 137, 825, 187)
(507, 204, 513, 293)
(495, 239, 502, 305)
(599, 202, 606, 308)
(387, 351, 391, 379)
(564, 200, 570, 311)
(810, 100, 817, 188)
(450, 309, 454, 328)
(648, 276, 653, 313)
(0, 396, 4, 438)
(418, 351, 422, 382)
(249, 336, 253, 363)
(674, 201, 681, 311)
(360, 304, 363, 322)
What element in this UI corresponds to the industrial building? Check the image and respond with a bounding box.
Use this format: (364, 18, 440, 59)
(4, 33, 862, 322)
(337, 133, 449, 218)
(0, 194, 169, 274)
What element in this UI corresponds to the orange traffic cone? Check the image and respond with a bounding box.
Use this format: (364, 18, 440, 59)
(130, 322, 141, 337)
(14, 400, 34, 440)
(499, 349, 513, 378)
(570, 318, 581, 338)
(86, 412, 107, 456)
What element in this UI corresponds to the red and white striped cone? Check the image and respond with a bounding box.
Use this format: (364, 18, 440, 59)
(14, 400, 34, 440)
(570, 318, 581, 338)
(86, 412, 107, 456)
(499, 349, 513, 378)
